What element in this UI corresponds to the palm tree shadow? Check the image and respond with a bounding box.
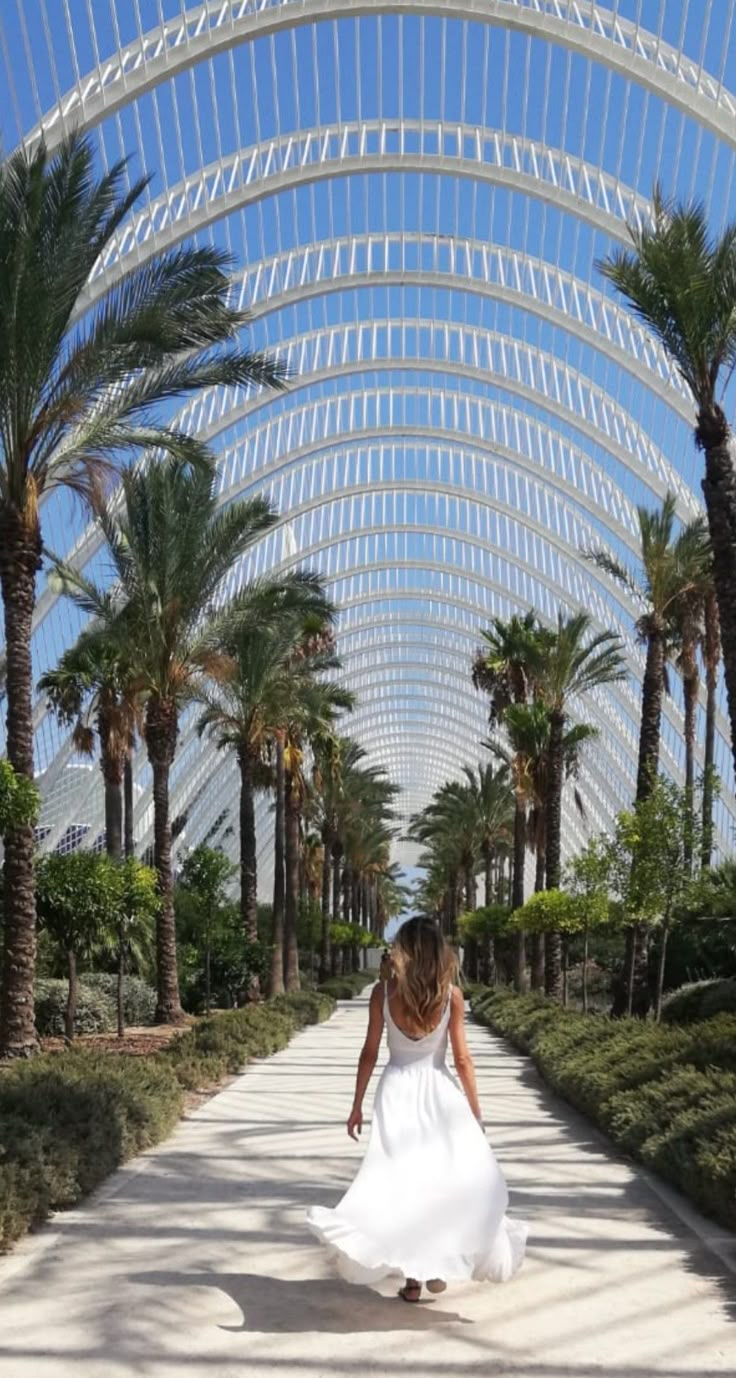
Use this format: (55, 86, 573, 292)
(129, 1271, 473, 1332)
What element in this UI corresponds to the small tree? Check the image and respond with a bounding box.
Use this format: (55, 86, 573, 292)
(565, 839, 613, 1012)
(457, 905, 511, 985)
(110, 859, 159, 1037)
(36, 853, 120, 1041)
(177, 846, 238, 1012)
(607, 777, 696, 1019)
(511, 890, 587, 1005)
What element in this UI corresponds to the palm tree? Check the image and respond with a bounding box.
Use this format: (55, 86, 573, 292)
(54, 460, 282, 1023)
(701, 581, 722, 867)
(282, 671, 354, 992)
(489, 702, 596, 990)
(0, 132, 285, 1057)
(668, 519, 712, 868)
(39, 631, 141, 861)
(599, 188, 736, 787)
(460, 764, 514, 906)
(585, 495, 705, 802)
(473, 611, 549, 979)
(529, 612, 626, 998)
(196, 578, 335, 982)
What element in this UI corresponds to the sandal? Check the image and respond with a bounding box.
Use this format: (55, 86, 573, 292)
(398, 1279, 422, 1303)
(426, 1279, 447, 1294)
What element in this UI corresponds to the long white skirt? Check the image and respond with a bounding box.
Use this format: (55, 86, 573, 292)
(306, 1058, 527, 1285)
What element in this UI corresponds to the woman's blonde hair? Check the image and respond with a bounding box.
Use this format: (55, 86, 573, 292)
(391, 918, 458, 1031)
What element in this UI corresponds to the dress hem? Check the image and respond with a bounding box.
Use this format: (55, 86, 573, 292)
(306, 1208, 527, 1286)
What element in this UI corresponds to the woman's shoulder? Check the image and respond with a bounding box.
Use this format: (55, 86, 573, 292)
(450, 984, 465, 1011)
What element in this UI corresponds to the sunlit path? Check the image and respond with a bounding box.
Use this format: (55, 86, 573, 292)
(0, 995, 734, 1378)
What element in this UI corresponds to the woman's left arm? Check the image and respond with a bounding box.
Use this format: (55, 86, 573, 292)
(347, 983, 384, 1140)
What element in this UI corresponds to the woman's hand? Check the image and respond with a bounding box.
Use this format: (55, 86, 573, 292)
(347, 1106, 363, 1140)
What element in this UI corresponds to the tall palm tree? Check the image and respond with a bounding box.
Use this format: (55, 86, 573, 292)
(196, 578, 335, 973)
(668, 519, 712, 869)
(489, 702, 596, 990)
(529, 612, 626, 998)
(54, 460, 282, 1023)
(585, 495, 704, 802)
(473, 611, 549, 978)
(599, 188, 736, 787)
(460, 763, 514, 906)
(282, 672, 354, 992)
(701, 581, 722, 867)
(0, 132, 285, 1057)
(39, 631, 141, 861)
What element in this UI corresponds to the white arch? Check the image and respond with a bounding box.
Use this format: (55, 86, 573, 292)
(28, 1, 736, 156)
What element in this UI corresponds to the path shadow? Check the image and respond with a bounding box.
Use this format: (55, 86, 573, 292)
(128, 1270, 473, 1333)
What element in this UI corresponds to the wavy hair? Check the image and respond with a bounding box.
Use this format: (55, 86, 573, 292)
(391, 918, 458, 1031)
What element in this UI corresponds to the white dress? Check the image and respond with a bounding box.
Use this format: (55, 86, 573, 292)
(306, 984, 527, 1285)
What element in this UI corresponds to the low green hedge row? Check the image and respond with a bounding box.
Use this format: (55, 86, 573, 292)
(0, 990, 334, 1253)
(471, 988, 736, 1231)
(317, 971, 372, 999)
(661, 978, 736, 1026)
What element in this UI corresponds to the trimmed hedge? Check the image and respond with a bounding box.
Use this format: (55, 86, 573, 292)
(0, 990, 334, 1253)
(317, 972, 372, 999)
(661, 979, 736, 1026)
(471, 988, 736, 1231)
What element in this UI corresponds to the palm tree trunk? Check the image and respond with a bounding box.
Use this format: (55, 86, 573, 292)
(124, 755, 135, 859)
(464, 862, 477, 913)
(513, 930, 527, 993)
(238, 745, 260, 1001)
(352, 872, 361, 927)
(544, 708, 565, 890)
(319, 833, 331, 982)
(484, 848, 494, 906)
(342, 864, 352, 924)
(238, 746, 258, 942)
(701, 589, 720, 868)
(511, 800, 526, 910)
(331, 843, 342, 921)
(682, 666, 698, 871)
(270, 736, 286, 997)
(654, 915, 671, 1023)
(701, 419, 736, 788)
(283, 768, 301, 992)
(0, 512, 41, 1058)
(637, 628, 665, 801)
(102, 749, 124, 862)
(146, 698, 184, 1024)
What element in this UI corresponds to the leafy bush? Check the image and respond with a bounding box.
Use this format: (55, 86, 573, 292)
(471, 988, 736, 1231)
(0, 990, 335, 1252)
(317, 972, 371, 1000)
(34, 980, 117, 1037)
(661, 979, 736, 1025)
(82, 973, 157, 1027)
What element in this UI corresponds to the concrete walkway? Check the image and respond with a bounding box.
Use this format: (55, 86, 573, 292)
(1, 994, 735, 1378)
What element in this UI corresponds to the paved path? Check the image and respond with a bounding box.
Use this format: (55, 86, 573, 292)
(1, 994, 735, 1378)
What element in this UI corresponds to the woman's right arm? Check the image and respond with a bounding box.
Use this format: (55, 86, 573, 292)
(448, 986, 483, 1121)
(347, 983, 384, 1140)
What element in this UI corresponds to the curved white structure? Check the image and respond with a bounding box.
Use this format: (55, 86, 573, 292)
(2, 0, 736, 882)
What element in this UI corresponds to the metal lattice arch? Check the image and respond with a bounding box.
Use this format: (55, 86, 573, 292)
(3, 0, 736, 888)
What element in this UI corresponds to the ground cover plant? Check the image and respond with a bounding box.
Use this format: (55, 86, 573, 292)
(471, 987, 736, 1230)
(0, 990, 333, 1253)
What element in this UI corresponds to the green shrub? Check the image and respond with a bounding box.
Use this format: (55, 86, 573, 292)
(317, 972, 371, 1000)
(662, 979, 736, 1025)
(82, 973, 157, 1027)
(471, 987, 736, 1231)
(34, 980, 117, 1037)
(0, 991, 336, 1252)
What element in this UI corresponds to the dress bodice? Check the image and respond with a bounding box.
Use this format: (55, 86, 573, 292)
(383, 983, 452, 1068)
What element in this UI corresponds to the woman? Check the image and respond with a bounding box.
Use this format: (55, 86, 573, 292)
(307, 917, 526, 1301)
